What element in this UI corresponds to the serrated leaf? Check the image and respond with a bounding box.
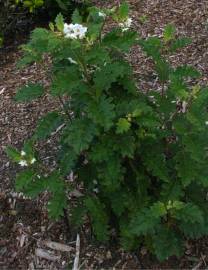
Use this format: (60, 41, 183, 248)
(170, 37, 192, 52)
(15, 83, 44, 102)
(153, 226, 184, 261)
(116, 118, 131, 134)
(58, 146, 77, 176)
(15, 169, 35, 191)
(72, 9, 82, 23)
(103, 30, 137, 52)
(23, 178, 47, 198)
(48, 192, 67, 220)
(130, 202, 167, 235)
(63, 119, 98, 154)
(138, 37, 162, 61)
(174, 203, 204, 224)
(51, 67, 81, 96)
(116, 2, 129, 21)
(55, 13, 64, 32)
(34, 112, 64, 140)
(94, 61, 129, 91)
(87, 96, 115, 130)
(85, 196, 109, 241)
(174, 152, 196, 186)
(155, 59, 171, 82)
(6, 146, 21, 162)
(163, 24, 176, 43)
(173, 65, 201, 79)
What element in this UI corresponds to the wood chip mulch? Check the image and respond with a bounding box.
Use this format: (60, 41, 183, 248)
(0, 0, 208, 269)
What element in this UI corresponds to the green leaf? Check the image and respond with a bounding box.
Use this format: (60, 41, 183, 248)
(174, 152, 197, 186)
(87, 96, 115, 130)
(15, 169, 35, 191)
(116, 2, 129, 21)
(153, 226, 184, 261)
(116, 118, 131, 134)
(63, 119, 98, 154)
(51, 67, 81, 96)
(130, 202, 167, 235)
(142, 144, 169, 182)
(6, 146, 21, 162)
(85, 196, 109, 241)
(15, 83, 44, 102)
(97, 154, 124, 191)
(23, 177, 47, 198)
(138, 37, 162, 61)
(174, 203, 204, 224)
(55, 0, 68, 11)
(34, 112, 64, 140)
(103, 30, 137, 52)
(58, 146, 77, 176)
(173, 65, 201, 79)
(170, 37, 192, 52)
(163, 24, 176, 43)
(48, 192, 67, 220)
(93, 61, 129, 91)
(72, 9, 82, 24)
(55, 13, 64, 32)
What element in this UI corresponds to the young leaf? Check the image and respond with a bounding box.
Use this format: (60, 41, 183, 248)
(163, 24, 176, 43)
(116, 118, 131, 134)
(55, 13, 64, 32)
(72, 9, 82, 23)
(169, 37, 192, 52)
(116, 2, 129, 21)
(6, 146, 21, 162)
(34, 112, 65, 140)
(15, 83, 44, 102)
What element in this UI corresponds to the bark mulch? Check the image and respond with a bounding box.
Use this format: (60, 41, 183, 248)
(0, 0, 208, 268)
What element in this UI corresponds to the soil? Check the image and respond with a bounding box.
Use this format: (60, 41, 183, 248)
(0, 0, 208, 269)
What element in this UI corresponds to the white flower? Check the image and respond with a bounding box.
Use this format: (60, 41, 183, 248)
(21, 150, 26, 156)
(68, 57, 77, 64)
(205, 121, 208, 125)
(98, 11, 106, 18)
(119, 18, 132, 31)
(181, 101, 187, 113)
(93, 188, 99, 193)
(63, 23, 87, 39)
(18, 160, 28, 167)
(30, 158, 36, 164)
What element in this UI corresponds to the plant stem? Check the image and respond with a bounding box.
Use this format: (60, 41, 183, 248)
(63, 208, 71, 240)
(58, 95, 72, 122)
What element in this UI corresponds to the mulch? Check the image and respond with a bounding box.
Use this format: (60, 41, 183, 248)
(0, 0, 208, 268)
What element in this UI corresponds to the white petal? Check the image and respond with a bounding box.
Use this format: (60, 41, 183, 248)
(30, 158, 36, 164)
(21, 150, 26, 156)
(98, 12, 106, 18)
(18, 160, 28, 167)
(68, 57, 77, 64)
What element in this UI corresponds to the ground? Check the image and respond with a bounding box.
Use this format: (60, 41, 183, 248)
(0, 0, 208, 268)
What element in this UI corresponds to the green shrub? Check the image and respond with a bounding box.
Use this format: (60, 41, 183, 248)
(7, 3, 208, 261)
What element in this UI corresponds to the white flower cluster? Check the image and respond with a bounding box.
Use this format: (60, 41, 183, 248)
(63, 23, 87, 39)
(18, 150, 36, 167)
(119, 18, 132, 31)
